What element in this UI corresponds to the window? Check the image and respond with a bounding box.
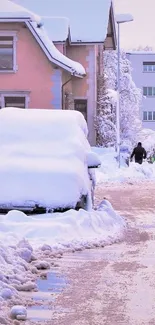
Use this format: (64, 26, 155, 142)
(148, 87, 152, 96)
(143, 111, 147, 121)
(0, 32, 17, 72)
(143, 111, 155, 121)
(0, 92, 30, 108)
(143, 62, 155, 72)
(5, 96, 25, 108)
(0, 36, 14, 71)
(143, 87, 147, 96)
(74, 99, 87, 121)
(143, 87, 155, 97)
(148, 111, 152, 120)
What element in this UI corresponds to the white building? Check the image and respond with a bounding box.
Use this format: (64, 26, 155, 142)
(127, 52, 155, 131)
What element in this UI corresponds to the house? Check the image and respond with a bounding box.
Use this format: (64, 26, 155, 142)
(127, 51, 155, 131)
(0, 0, 116, 145)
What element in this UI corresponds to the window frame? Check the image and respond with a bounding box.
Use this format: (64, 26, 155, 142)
(0, 31, 17, 73)
(143, 111, 147, 121)
(0, 92, 30, 108)
(143, 111, 155, 121)
(143, 87, 155, 97)
(143, 62, 155, 73)
(148, 111, 153, 121)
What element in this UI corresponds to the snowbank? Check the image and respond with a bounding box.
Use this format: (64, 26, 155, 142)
(0, 108, 96, 211)
(93, 146, 155, 183)
(0, 203, 125, 299)
(0, 202, 125, 249)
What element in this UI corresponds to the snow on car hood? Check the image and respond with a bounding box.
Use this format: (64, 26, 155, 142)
(0, 108, 93, 209)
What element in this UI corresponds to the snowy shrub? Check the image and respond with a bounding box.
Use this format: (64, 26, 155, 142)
(95, 50, 142, 147)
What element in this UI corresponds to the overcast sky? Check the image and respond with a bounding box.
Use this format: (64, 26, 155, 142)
(114, 0, 155, 50)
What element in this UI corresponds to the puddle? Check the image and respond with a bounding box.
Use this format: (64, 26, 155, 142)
(26, 271, 67, 321)
(37, 271, 66, 293)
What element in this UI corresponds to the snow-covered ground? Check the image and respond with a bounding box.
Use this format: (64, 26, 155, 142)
(0, 201, 125, 315)
(0, 109, 126, 319)
(93, 147, 155, 183)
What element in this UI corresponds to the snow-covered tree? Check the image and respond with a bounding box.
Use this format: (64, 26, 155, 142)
(95, 50, 142, 147)
(95, 72, 117, 147)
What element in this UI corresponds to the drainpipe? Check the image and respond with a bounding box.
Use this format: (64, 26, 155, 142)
(61, 77, 72, 110)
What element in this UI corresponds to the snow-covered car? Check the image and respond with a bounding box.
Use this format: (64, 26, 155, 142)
(0, 108, 101, 213)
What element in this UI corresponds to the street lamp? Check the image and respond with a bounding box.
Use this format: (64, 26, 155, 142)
(115, 14, 134, 168)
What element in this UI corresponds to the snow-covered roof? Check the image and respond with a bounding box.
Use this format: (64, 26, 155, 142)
(0, 0, 41, 23)
(42, 17, 70, 42)
(12, 0, 112, 43)
(28, 22, 86, 76)
(0, 1, 85, 77)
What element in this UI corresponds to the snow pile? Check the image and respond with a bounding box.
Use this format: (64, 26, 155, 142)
(0, 202, 125, 249)
(0, 238, 37, 300)
(0, 108, 96, 210)
(93, 147, 155, 183)
(0, 203, 125, 298)
(10, 305, 27, 320)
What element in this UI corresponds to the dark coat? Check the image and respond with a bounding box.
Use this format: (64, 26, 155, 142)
(130, 145, 146, 164)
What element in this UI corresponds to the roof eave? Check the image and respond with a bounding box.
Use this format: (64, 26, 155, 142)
(70, 41, 105, 45)
(0, 17, 31, 22)
(26, 21, 85, 78)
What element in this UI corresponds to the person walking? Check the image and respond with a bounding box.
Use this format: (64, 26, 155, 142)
(130, 142, 146, 165)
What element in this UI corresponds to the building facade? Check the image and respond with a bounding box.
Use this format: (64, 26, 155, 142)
(127, 52, 155, 131)
(1, 0, 116, 145)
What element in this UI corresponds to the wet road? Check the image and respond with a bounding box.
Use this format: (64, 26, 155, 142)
(45, 182, 155, 325)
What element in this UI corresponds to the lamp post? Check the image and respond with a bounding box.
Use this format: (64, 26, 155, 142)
(115, 14, 134, 167)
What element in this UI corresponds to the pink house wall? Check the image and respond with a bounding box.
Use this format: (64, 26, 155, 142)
(66, 44, 97, 145)
(66, 45, 89, 97)
(55, 43, 64, 53)
(0, 22, 55, 109)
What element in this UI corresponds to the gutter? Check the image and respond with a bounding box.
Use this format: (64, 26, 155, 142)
(61, 77, 72, 109)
